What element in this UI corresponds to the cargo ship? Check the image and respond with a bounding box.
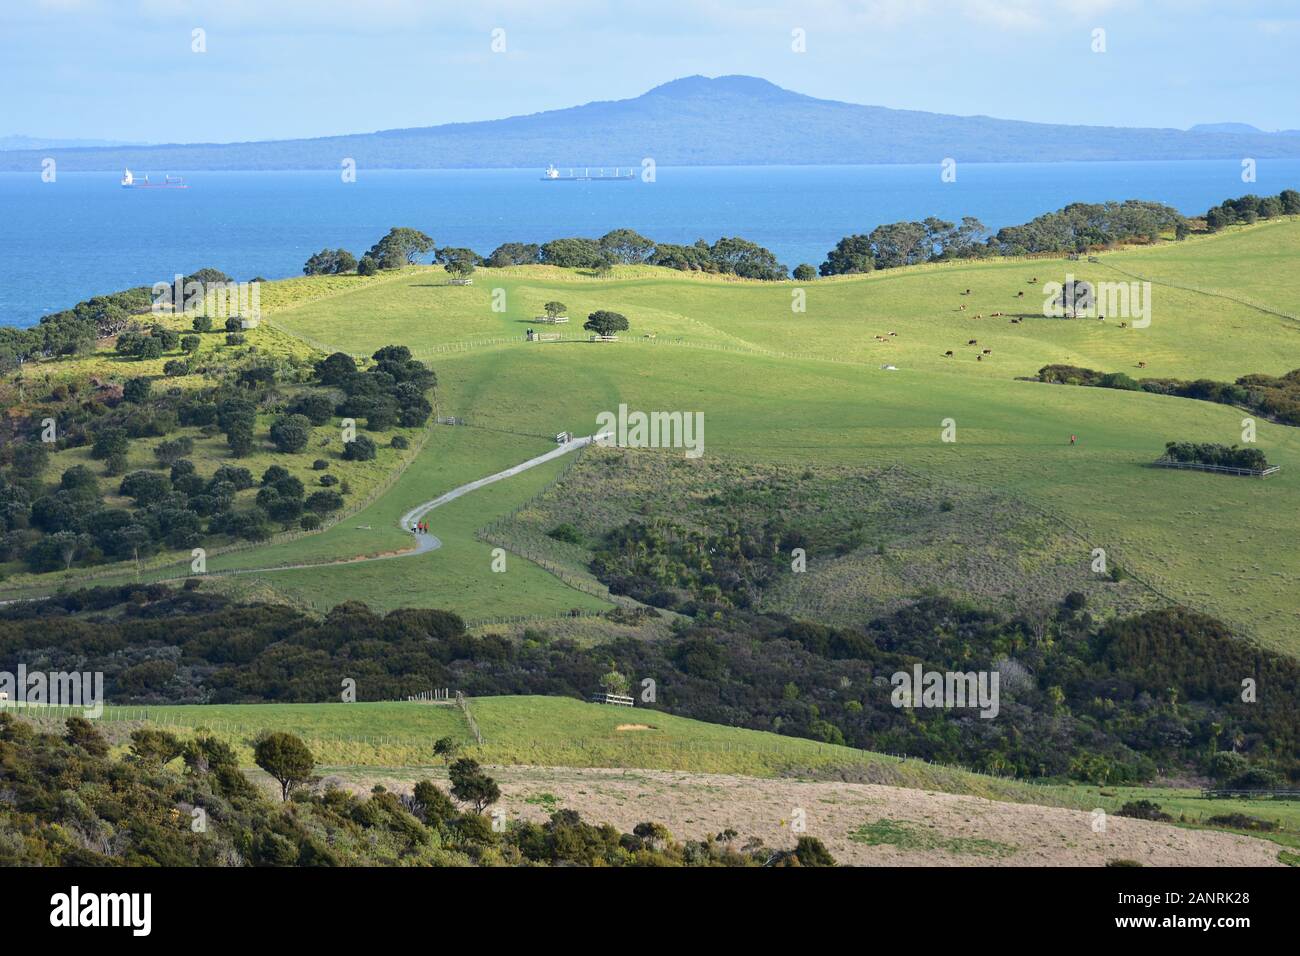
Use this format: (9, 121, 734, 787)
(120, 169, 189, 189)
(542, 164, 636, 181)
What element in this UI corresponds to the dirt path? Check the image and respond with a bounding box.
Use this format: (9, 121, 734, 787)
(334, 765, 1285, 867)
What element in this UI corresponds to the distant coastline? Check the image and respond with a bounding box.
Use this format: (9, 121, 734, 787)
(3, 160, 1299, 329)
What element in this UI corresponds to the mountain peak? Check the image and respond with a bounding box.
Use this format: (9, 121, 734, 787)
(1188, 122, 1267, 135)
(642, 75, 795, 100)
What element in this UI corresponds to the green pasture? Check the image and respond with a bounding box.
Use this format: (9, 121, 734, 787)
(8, 222, 1300, 651)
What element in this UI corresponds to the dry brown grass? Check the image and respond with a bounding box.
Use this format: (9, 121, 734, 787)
(324, 765, 1285, 867)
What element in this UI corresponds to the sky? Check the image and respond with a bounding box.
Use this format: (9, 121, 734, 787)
(2, 0, 1298, 143)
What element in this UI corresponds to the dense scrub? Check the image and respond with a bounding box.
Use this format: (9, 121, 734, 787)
(1160, 442, 1270, 470)
(1, 585, 1294, 787)
(817, 191, 1299, 276)
(0, 346, 433, 573)
(0, 714, 824, 866)
(1037, 364, 1300, 427)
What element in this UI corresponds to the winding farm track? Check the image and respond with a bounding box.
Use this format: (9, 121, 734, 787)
(0, 432, 606, 607)
(210, 432, 605, 576)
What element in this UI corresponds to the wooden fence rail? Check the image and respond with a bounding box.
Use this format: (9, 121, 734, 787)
(1151, 458, 1280, 478)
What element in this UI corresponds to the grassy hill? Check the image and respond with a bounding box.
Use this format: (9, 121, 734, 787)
(6, 221, 1300, 651)
(20, 696, 1033, 791)
(249, 221, 1300, 651)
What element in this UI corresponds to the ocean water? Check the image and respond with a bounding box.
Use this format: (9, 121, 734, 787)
(3, 160, 1299, 327)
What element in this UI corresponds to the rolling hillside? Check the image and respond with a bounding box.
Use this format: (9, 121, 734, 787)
(6, 219, 1300, 652)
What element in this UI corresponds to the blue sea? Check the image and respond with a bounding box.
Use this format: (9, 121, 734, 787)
(3, 160, 1299, 327)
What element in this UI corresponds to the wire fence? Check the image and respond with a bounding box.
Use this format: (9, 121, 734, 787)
(3, 701, 1118, 791)
(455, 692, 484, 745)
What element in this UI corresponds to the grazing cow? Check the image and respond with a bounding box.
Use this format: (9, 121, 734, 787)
(968, 339, 978, 345)
(982, 349, 992, 354)
(1017, 291, 1025, 297)
(959, 305, 967, 311)
(1120, 321, 1128, 328)
(888, 331, 897, 336)
(1137, 361, 1147, 368)
(944, 350, 954, 357)
(976, 354, 984, 361)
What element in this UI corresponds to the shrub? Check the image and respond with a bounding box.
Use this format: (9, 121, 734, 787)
(289, 393, 335, 426)
(122, 377, 151, 404)
(305, 490, 344, 514)
(1228, 768, 1284, 791)
(343, 435, 377, 462)
(1206, 813, 1277, 832)
(270, 414, 312, 453)
(1115, 800, 1172, 822)
(547, 523, 582, 544)
(1207, 751, 1249, 782)
(792, 836, 836, 867)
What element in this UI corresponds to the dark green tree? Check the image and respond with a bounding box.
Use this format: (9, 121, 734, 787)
(253, 732, 316, 801)
(583, 311, 629, 336)
(448, 758, 500, 814)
